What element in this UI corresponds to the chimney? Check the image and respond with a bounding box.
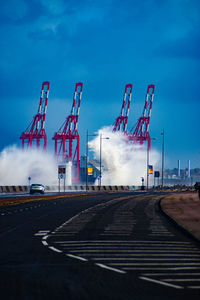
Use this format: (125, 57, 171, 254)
(188, 160, 190, 178)
(178, 160, 180, 177)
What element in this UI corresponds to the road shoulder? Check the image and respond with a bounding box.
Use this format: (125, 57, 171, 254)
(160, 192, 200, 241)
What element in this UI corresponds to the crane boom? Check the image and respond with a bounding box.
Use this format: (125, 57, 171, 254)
(128, 84, 155, 149)
(53, 82, 83, 183)
(20, 81, 50, 150)
(113, 84, 133, 133)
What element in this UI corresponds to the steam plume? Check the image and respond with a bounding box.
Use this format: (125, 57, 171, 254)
(89, 126, 160, 186)
(0, 145, 57, 186)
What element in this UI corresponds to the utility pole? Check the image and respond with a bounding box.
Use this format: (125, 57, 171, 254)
(161, 128, 164, 188)
(100, 134, 102, 187)
(86, 130, 88, 191)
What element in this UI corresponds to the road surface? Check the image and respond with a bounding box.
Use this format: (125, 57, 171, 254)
(0, 191, 200, 299)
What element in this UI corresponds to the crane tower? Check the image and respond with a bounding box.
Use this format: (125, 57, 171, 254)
(53, 82, 83, 183)
(113, 84, 133, 133)
(20, 81, 50, 150)
(128, 84, 155, 149)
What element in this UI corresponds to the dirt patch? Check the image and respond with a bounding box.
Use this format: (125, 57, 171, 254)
(161, 192, 200, 240)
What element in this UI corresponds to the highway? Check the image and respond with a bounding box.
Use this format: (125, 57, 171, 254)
(0, 191, 200, 299)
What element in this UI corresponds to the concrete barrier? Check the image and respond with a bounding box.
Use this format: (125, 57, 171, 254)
(0, 185, 140, 193)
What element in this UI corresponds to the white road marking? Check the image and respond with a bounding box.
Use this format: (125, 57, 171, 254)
(123, 267, 200, 271)
(42, 240, 48, 246)
(69, 249, 199, 253)
(188, 286, 200, 289)
(163, 278, 200, 282)
(51, 240, 191, 244)
(48, 246, 62, 253)
(149, 234, 174, 236)
(139, 276, 183, 289)
(35, 233, 47, 236)
(67, 254, 88, 262)
(88, 253, 200, 257)
(60, 245, 198, 250)
(100, 233, 130, 236)
(110, 263, 200, 266)
(95, 263, 126, 274)
(143, 273, 200, 276)
(91, 258, 200, 261)
(35, 230, 50, 236)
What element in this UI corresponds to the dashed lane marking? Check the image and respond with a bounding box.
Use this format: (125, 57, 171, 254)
(95, 263, 126, 274)
(42, 240, 48, 246)
(34, 230, 50, 236)
(48, 246, 62, 253)
(139, 276, 183, 289)
(67, 254, 88, 262)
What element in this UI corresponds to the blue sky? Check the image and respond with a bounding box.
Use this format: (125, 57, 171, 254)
(0, 0, 200, 169)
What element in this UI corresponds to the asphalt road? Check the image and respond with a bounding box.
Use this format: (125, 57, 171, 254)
(0, 191, 200, 300)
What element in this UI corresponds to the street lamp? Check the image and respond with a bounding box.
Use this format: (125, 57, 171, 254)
(86, 130, 98, 191)
(99, 134, 109, 187)
(86, 130, 88, 191)
(86, 131, 109, 190)
(161, 128, 165, 188)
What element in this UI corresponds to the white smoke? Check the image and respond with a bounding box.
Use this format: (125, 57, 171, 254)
(0, 145, 58, 186)
(89, 126, 160, 186)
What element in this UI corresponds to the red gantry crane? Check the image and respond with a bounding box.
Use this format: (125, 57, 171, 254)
(20, 81, 50, 150)
(113, 84, 133, 133)
(53, 82, 83, 183)
(128, 84, 155, 150)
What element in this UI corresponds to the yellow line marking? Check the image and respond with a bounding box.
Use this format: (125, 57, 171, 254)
(0, 193, 89, 207)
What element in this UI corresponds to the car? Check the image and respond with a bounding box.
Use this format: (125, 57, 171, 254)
(30, 183, 45, 194)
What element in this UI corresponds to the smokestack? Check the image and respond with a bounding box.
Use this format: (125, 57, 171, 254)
(178, 160, 180, 177)
(188, 160, 190, 178)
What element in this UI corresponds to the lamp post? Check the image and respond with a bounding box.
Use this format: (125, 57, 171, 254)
(99, 134, 109, 187)
(86, 130, 88, 191)
(161, 128, 165, 188)
(86, 131, 109, 190)
(86, 131, 98, 191)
